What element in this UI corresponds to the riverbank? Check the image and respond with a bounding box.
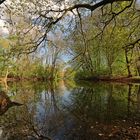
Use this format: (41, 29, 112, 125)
(1, 76, 140, 84)
(78, 76, 140, 83)
(0, 77, 55, 82)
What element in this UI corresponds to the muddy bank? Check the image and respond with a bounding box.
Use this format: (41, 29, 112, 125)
(78, 76, 140, 83)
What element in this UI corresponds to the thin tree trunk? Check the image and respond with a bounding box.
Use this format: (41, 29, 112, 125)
(125, 49, 132, 77)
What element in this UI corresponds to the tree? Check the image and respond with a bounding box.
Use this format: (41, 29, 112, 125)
(65, 0, 140, 78)
(3, 0, 132, 54)
(0, 0, 139, 79)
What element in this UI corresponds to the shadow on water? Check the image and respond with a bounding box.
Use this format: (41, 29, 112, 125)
(1, 81, 140, 139)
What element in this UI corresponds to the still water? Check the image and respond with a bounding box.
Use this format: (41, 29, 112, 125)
(0, 81, 140, 140)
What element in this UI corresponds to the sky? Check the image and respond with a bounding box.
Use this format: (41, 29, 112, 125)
(0, 19, 9, 36)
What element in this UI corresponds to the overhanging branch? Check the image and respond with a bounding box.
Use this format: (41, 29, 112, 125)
(48, 0, 132, 13)
(0, 0, 6, 5)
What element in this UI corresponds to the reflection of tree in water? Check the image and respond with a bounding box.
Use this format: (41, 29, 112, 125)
(0, 91, 22, 116)
(0, 81, 66, 140)
(137, 85, 140, 111)
(65, 84, 127, 122)
(127, 84, 140, 118)
(62, 83, 140, 139)
(1, 82, 140, 139)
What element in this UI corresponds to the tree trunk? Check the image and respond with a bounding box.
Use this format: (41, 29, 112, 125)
(125, 49, 132, 77)
(109, 65, 113, 76)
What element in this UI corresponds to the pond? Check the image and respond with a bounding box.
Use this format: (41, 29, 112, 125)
(0, 81, 140, 140)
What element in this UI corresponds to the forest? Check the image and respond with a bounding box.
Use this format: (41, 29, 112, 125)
(0, 0, 139, 82)
(1, 0, 140, 140)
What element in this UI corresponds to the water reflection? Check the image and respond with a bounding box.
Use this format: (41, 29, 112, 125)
(0, 91, 22, 116)
(0, 81, 140, 139)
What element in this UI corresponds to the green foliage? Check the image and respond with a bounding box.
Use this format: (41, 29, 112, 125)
(0, 1, 139, 81)
(67, 3, 140, 79)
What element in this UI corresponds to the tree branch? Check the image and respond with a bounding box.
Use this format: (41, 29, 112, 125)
(0, 0, 6, 5)
(48, 0, 132, 13)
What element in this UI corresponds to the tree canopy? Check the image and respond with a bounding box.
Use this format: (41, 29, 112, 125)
(0, 0, 140, 79)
